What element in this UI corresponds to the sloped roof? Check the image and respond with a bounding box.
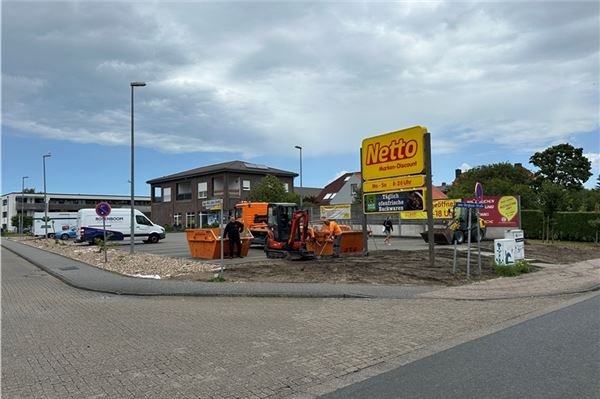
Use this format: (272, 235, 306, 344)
(147, 160, 297, 184)
(315, 172, 360, 204)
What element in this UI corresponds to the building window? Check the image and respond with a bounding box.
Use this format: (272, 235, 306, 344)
(163, 188, 171, 202)
(2, 212, 7, 218)
(186, 212, 195, 228)
(284, 183, 289, 192)
(229, 177, 240, 197)
(174, 213, 182, 229)
(153, 187, 163, 203)
(350, 184, 358, 194)
(2, 199, 7, 205)
(242, 180, 251, 191)
(177, 182, 192, 201)
(198, 182, 207, 199)
(213, 177, 224, 196)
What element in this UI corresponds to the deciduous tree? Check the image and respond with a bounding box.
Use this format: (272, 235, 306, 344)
(529, 143, 592, 189)
(247, 175, 300, 204)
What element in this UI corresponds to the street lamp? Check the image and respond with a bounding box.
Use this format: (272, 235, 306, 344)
(42, 152, 51, 238)
(130, 81, 146, 255)
(294, 145, 303, 208)
(20, 176, 29, 236)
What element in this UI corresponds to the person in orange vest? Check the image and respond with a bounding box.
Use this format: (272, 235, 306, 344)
(323, 219, 342, 258)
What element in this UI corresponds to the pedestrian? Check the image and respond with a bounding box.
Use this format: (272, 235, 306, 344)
(323, 219, 343, 258)
(383, 216, 393, 246)
(224, 216, 244, 258)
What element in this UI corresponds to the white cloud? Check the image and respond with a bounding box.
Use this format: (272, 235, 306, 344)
(1, 1, 598, 161)
(460, 163, 473, 172)
(585, 153, 600, 170)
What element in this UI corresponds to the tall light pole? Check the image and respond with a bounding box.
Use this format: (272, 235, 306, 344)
(130, 81, 146, 255)
(20, 176, 29, 236)
(42, 152, 51, 238)
(294, 145, 303, 208)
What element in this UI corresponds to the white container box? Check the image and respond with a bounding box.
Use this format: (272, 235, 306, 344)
(494, 238, 516, 265)
(504, 229, 525, 260)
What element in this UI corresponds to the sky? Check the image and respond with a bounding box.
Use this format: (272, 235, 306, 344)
(2, 1, 599, 197)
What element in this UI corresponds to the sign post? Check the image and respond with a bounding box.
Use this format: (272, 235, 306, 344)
(95, 202, 112, 263)
(475, 182, 484, 276)
(453, 202, 484, 277)
(203, 199, 224, 277)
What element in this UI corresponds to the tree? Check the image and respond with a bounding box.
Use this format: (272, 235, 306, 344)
(447, 163, 536, 208)
(529, 143, 592, 189)
(23, 188, 35, 193)
(595, 175, 600, 191)
(11, 215, 33, 232)
(537, 181, 566, 242)
(247, 175, 300, 204)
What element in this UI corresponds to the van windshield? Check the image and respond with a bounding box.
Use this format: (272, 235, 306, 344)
(135, 215, 153, 226)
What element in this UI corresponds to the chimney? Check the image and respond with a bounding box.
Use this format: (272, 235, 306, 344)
(455, 169, 462, 178)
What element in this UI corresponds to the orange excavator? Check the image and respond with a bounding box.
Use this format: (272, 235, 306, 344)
(234, 201, 296, 247)
(264, 207, 315, 260)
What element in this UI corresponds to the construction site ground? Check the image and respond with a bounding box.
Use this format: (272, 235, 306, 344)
(172, 240, 600, 285)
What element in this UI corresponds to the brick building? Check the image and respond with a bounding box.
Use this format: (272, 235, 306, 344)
(146, 160, 297, 228)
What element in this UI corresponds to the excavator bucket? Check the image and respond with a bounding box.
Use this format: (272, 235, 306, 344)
(420, 228, 454, 245)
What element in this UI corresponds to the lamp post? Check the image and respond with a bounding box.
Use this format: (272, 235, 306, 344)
(20, 176, 29, 236)
(42, 153, 51, 238)
(294, 145, 303, 208)
(130, 81, 146, 255)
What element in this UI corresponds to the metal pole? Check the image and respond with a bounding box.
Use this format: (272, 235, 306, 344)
(130, 84, 135, 255)
(43, 153, 51, 238)
(20, 176, 28, 236)
(477, 209, 482, 276)
(103, 216, 108, 263)
(452, 237, 457, 275)
(220, 207, 224, 277)
(466, 208, 472, 278)
(129, 82, 146, 255)
(424, 133, 435, 267)
(295, 146, 303, 208)
(360, 148, 368, 256)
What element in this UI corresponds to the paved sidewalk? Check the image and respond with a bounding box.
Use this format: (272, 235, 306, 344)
(3, 238, 598, 300)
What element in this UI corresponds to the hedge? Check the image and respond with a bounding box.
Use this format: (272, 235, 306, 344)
(522, 210, 600, 242)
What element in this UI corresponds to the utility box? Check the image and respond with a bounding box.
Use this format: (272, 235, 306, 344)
(494, 238, 516, 265)
(504, 229, 525, 260)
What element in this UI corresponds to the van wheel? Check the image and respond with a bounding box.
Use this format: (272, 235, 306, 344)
(148, 234, 159, 244)
(47, 233, 55, 239)
(61, 234, 69, 240)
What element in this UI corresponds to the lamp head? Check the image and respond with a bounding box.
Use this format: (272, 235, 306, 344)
(294, 145, 302, 150)
(130, 82, 146, 87)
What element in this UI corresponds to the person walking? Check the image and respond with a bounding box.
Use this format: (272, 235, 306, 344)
(383, 216, 393, 246)
(323, 219, 343, 258)
(224, 216, 244, 258)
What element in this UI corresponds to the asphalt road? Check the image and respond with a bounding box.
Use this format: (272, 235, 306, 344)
(321, 294, 600, 399)
(113, 231, 433, 260)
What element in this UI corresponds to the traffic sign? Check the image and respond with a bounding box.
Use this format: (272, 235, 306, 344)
(475, 182, 483, 202)
(455, 202, 484, 209)
(95, 202, 112, 217)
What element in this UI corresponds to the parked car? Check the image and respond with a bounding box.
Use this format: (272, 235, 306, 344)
(50, 228, 77, 240)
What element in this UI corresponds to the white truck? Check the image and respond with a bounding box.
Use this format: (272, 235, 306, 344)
(76, 208, 165, 244)
(33, 212, 78, 237)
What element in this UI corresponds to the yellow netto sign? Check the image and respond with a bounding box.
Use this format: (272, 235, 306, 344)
(362, 126, 426, 181)
(363, 174, 425, 193)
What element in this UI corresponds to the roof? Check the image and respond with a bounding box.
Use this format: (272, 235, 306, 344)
(1, 192, 150, 200)
(294, 186, 323, 198)
(315, 172, 360, 204)
(315, 172, 448, 204)
(147, 160, 298, 184)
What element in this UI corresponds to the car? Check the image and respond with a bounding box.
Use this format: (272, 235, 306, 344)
(50, 228, 77, 240)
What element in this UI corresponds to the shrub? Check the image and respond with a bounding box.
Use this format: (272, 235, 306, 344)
(493, 260, 532, 277)
(522, 210, 600, 242)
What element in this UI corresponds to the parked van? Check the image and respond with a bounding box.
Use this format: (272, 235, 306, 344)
(76, 208, 165, 244)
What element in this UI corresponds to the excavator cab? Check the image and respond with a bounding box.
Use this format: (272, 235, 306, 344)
(264, 204, 315, 260)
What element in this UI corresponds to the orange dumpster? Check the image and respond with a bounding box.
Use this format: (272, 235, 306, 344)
(307, 230, 364, 256)
(186, 228, 254, 259)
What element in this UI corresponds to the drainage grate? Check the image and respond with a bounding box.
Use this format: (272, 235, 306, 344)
(59, 266, 79, 271)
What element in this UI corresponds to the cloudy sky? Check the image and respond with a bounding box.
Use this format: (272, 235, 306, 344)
(2, 1, 599, 196)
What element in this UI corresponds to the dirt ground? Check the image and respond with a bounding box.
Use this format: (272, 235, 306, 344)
(172, 241, 600, 285)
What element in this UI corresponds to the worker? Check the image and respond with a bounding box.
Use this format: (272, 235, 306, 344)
(322, 219, 342, 258)
(224, 216, 244, 258)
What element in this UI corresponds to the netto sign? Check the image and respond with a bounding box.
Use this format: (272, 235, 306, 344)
(362, 126, 426, 181)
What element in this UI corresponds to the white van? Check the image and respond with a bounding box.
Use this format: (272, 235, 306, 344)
(76, 208, 165, 244)
(33, 212, 78, 237)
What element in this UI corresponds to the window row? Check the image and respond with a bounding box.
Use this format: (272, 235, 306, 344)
(154, 178, 252, 202)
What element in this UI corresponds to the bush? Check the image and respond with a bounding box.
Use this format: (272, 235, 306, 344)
(522, 210, 600, 242)
(493, 260, 533, 277)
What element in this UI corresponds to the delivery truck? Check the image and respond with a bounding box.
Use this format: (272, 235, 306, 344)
(76, 208, 165, 244)
(33, 212, 78, 237)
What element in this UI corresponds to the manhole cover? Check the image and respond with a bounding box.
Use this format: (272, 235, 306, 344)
(59, 266, 79, 271)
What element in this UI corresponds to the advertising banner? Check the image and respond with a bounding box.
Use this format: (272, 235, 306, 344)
(363, 174, 425, 193)
(400, 198, 460, 220)
(364, 189, 425, 214)
(361, 126, 426, 181)
(463, 196, 519, 227)
(320, 205, 352, 220)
